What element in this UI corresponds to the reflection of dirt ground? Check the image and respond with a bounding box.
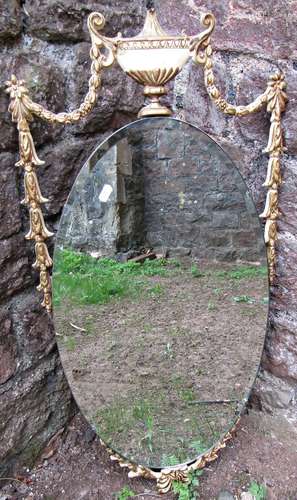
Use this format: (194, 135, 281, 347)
(54, 260, 268, 468)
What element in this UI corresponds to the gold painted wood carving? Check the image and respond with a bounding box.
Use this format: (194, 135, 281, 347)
(192, 13, 287, 284)
(5, 13, 112, 313)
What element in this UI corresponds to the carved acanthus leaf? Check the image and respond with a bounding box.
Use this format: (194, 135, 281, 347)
(266, 72, 288, 115)
(260, 189, 279, 220)
(33, 241, 53, 269)
(26, 207, 54, 240)
(190, 13, 216, 63)
(23, 170, 49, 205)
(88, 12, 116, 68)
(263, 156, 282, 188)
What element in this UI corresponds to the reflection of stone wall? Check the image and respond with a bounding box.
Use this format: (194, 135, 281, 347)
(133, 121, 264, 262)
(57, 138, 146, 255)
(0, 0, 296, 477)
(59, 122, 264, 263)
(58, 145, 119, 255)
(116, 138, 146, 251)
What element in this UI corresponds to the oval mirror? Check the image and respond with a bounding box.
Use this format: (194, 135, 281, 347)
(52, 118, 269, 471)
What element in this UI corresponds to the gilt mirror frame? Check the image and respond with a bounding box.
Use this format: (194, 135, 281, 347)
(5, 6, 287, 494)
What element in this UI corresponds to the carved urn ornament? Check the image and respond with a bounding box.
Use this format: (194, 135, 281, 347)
(5, 3, 287, 495)
(103, 7, 215, 117)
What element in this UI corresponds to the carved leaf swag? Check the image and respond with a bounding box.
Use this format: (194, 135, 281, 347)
(5, 12, 113, 313)
(192, 13, 288, 284)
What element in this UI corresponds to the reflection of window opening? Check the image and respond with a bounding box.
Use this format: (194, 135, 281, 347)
(99, 184, 113, 203)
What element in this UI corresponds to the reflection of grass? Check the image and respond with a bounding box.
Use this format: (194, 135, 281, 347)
(217, 265, 267, 281)
(84, 318, 95, 335)
(233, 295, 255, 304)
(190, 438, 209, 455)
(168, 326, 191, 338)
(164, 342, 175, 359)
(95, 398, 155, 437)
(53, 248, 179, 306)
(171, 375, 184, 388)
(93, 389, 233, 468)
(208, 301, 217, 311)
(147, 284, 164, 297)
(191, 265, 205, 278)
(180, 388, 195, 402)
(95, 404, 125, 435)
(161, 454, 180, 467)
(142, 414, 154, 452)
(240, 309, 257, 318)
(132, 400, 152, 421)
(64, 336, 77, 351)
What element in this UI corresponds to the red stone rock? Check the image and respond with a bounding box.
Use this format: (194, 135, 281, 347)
(0, 153, 22, 239)
(0, 309, 17, 384)
(0, 0, 22, 39)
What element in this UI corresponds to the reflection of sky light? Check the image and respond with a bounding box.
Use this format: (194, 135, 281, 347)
(99, 184, 113, 203)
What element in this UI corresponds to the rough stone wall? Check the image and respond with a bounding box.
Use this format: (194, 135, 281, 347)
(0, 0, 296, 476)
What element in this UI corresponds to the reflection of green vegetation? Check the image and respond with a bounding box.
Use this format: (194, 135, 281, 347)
(84, 317, 95, 335)
(207, 300, 217, 311)
(54, 251, 267, 308)
(95, 397, 155, 439)
(168, 326, 191, 338)
(132, 400, 152, 421)
(191, 265, 205, 278)
(233, 295, 255, 304)
(147, 283, 164, 297)
(217, 265, 267, 281)
(171, 375, 184, 388)
(93, 384, 228, 468)
(164, 342, 175, 360)
(95, 405, 125, 435)
(161, 454, 180, 467)
(143, 323, 152, 333)
(142, 414, 154, 452)
(189, 439, 209, 455)
(64, 336, 77, 351)
(53, 249, 180, 306)
(180, 388, 195, 403)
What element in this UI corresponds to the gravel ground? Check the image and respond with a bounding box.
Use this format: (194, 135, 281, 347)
(1, 409, 297, 500)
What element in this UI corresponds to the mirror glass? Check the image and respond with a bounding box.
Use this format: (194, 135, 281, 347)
(53, 118, 268, 469)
